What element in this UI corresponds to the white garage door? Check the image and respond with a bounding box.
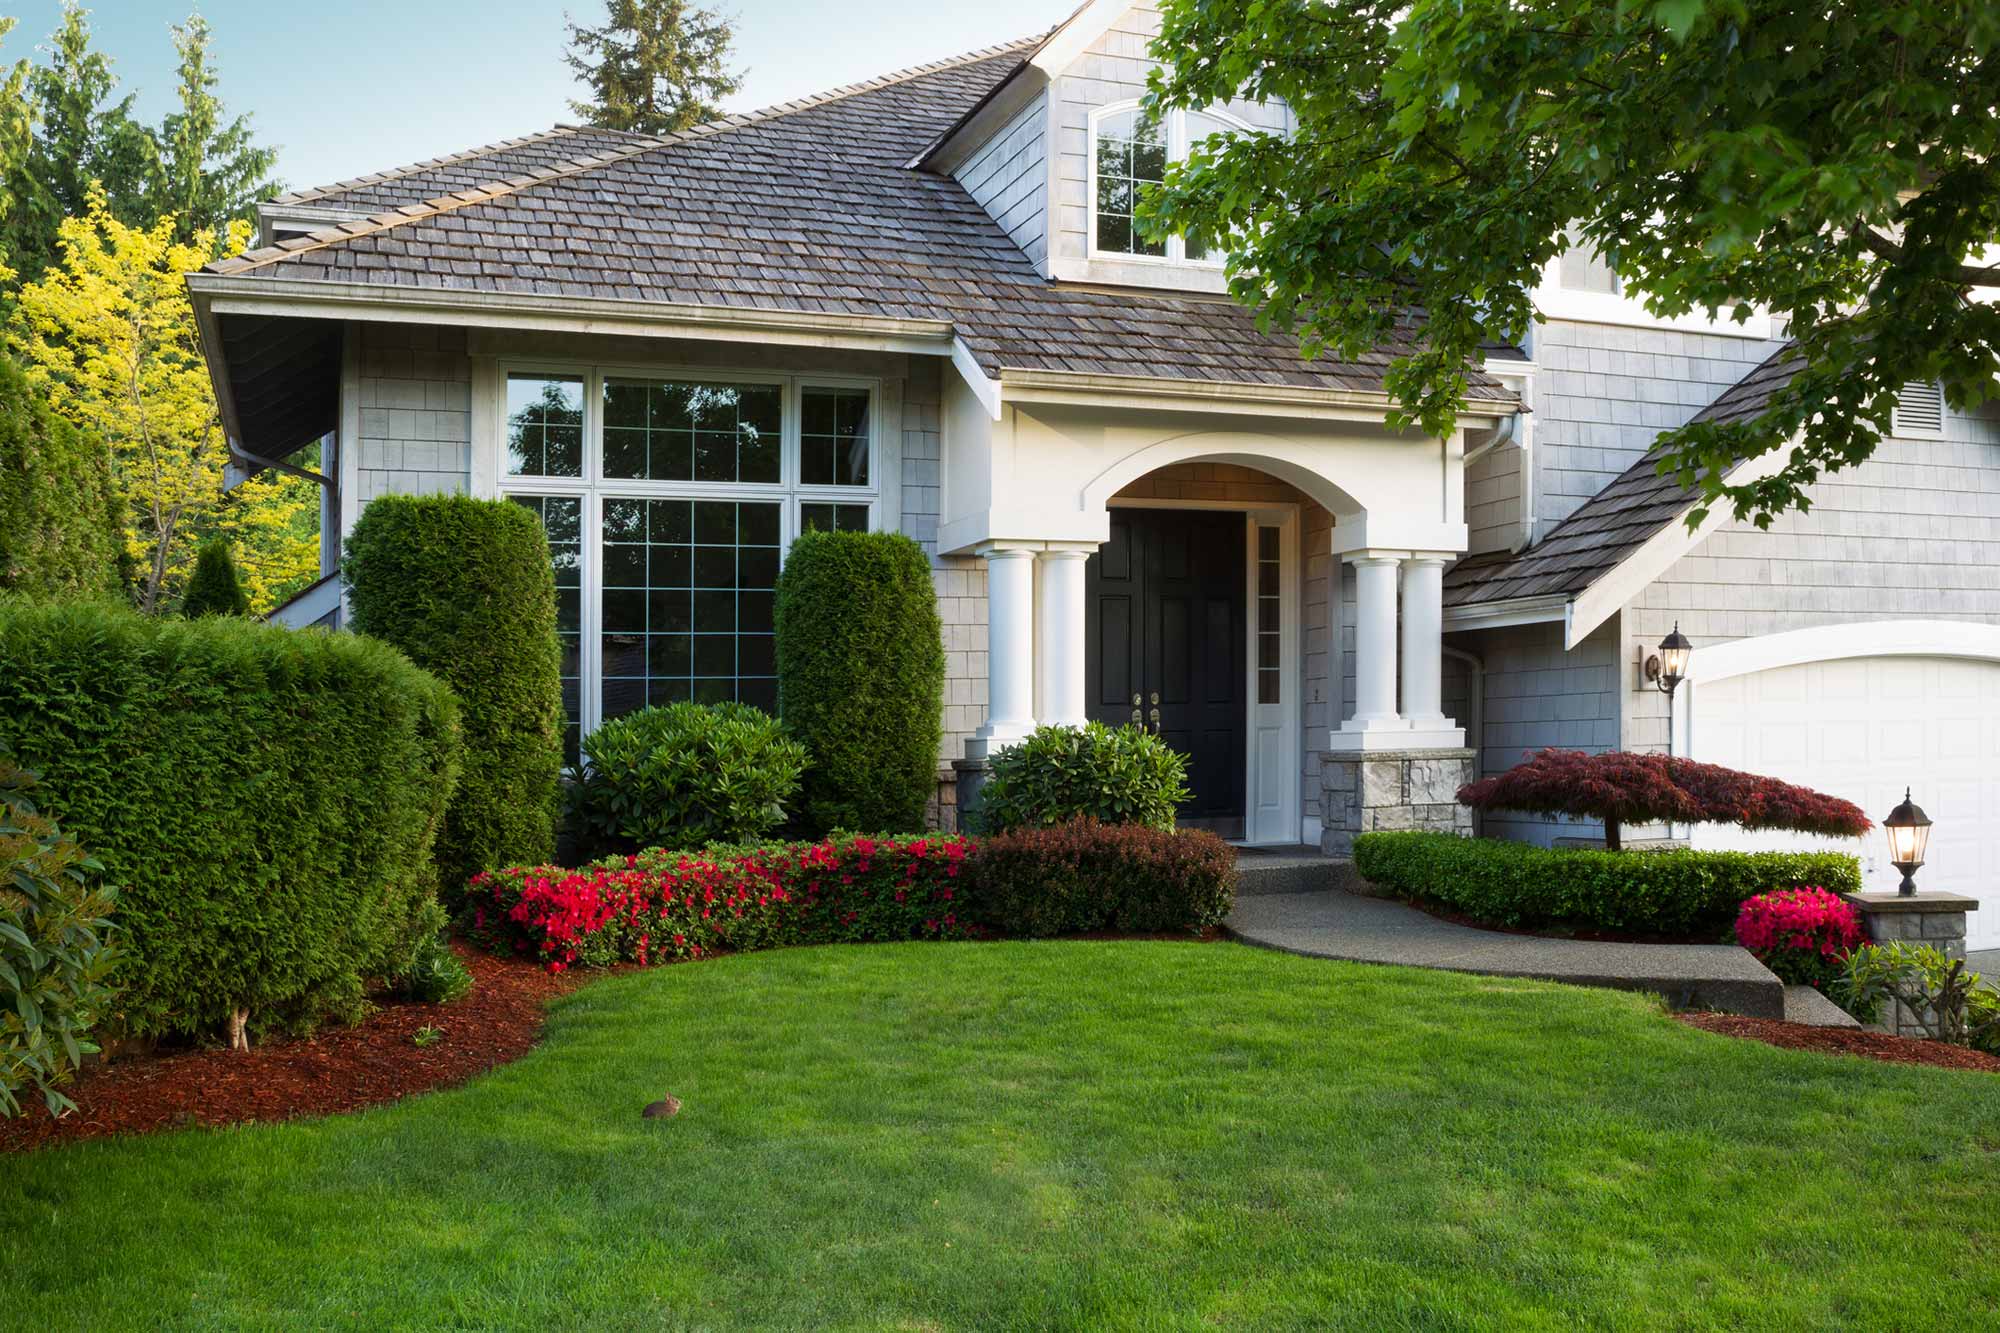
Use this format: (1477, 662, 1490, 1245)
(1690, 655, 2000, 952)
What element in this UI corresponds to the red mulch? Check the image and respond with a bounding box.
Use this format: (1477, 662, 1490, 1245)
(1, 945, 580, 1154)
(1676, 1011, 2000, 1074)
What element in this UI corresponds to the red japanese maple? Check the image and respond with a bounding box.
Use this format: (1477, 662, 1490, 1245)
(1456, 749, 1873, 851)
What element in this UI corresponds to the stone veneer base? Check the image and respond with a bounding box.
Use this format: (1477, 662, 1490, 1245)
(1840, 890, 1982, 1039)
(1319, 748, 1476, 858)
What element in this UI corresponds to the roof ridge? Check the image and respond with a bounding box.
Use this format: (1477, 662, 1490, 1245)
(270, 126, 587, 208)
(211, 35, 1043, 277)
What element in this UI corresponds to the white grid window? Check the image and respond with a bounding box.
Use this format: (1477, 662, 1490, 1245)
(1088, 102, 1248, 266)
(494, 365, 883, 748)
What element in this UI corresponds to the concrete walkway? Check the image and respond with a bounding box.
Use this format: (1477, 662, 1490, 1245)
(1227, 889, 1787, 1018)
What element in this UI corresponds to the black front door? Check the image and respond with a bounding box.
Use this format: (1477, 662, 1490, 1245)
(1086, 508, 1246, 837)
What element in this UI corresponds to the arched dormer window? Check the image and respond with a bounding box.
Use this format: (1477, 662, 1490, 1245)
(1089, 102, 1248, 265)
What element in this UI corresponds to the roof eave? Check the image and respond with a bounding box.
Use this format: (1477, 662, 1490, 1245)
(186, 274, 961, 356)
(996, 364, 1518, 425)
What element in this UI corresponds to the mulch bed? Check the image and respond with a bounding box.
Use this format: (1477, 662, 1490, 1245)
(1676, 1011, 2000, 1074)
(1, 945, 580, 1154)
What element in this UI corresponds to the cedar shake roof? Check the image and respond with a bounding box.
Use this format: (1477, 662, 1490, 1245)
(1444, 341, 1801, 609)
(208, 37, 1512, 401)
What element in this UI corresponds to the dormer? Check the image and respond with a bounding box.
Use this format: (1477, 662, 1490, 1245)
(914, 1, 1291, 295)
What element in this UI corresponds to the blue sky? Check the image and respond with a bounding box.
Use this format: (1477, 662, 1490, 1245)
(4, 1, 1075, 193)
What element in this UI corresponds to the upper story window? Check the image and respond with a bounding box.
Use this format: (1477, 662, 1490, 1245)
(1089, 102, 1245, 265)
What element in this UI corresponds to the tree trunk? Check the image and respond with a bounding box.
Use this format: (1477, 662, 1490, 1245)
(227, 1007, 251, 1052)
(1604, 818, 1622, 852)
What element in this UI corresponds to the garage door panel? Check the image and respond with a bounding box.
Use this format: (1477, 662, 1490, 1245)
(1691, 653, 2000, 953)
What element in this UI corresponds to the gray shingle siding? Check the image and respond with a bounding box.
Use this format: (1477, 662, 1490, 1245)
(1530, 320, 1782, 532)
(1623, 404, 2000, 750)
(354, 323, 472, 504)
(1448, 619, 1622, 845)
(952, 92, 1047, 270)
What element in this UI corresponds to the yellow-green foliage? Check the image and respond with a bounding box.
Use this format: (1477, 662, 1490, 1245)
(7, 190, 317, 614)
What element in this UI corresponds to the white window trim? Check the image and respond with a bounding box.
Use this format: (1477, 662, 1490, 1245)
(1085, 100, 1251, 269)
(485, 358, 888, 739)
(1533, 253, 1773, 340)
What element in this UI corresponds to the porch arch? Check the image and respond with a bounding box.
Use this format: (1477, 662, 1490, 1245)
(1080, 432, 1364, 519)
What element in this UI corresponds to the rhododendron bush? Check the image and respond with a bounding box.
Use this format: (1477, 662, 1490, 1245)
(1457, 749, 1872, 850)
(1734, 888, 1867, 992)
(463, 834, 973, 972)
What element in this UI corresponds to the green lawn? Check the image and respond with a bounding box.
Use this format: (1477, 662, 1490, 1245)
(5, 942, 1997, 1330)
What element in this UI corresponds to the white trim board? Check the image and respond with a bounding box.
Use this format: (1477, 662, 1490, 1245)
(1687, 620, 2000, 685)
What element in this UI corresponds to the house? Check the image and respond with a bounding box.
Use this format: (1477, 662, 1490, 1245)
(190, 2, 2000, 951)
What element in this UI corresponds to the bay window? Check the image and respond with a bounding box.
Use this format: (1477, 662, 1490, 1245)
(496, 365, 883, 756)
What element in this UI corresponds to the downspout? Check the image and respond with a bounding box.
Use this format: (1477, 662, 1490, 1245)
(1441, 643, 1485, 837)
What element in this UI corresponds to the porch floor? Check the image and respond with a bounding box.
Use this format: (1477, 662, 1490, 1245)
(1226, 888, 1788, 1019)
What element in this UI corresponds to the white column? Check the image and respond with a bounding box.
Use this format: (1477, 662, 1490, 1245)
(1400, 556, 1449, 728)
(1035, 548, 1091, 728)
(1344, 554, 1404, 733)
(969, 544, 1037, 757)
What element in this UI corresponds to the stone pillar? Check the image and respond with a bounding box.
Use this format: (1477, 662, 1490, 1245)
(1841, 890, 1981, 1038)
(1344, 553, 1403, 733)
(1319, 748, 1476, 858)
(968, 544, 1036, 759)
(1034, 547, 1091, 729)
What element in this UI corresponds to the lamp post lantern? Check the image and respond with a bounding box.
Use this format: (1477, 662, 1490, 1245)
(1883, 788, 1932, 897)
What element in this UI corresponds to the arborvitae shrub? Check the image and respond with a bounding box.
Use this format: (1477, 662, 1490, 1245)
(774, 530, 944, 834)
(0, 353, 125, 602)
(344, 494, 564, 892)
(0, 601, 461, 1040)
(179, 539, 250, 617)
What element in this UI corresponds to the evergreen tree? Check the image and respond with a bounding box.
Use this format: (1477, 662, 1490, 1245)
(147, 14, 280, 243)
(1, 2, 156, 283)
(179, 539, 249, 617)
(0, 19, 30, 275)
(565, 0, 743, 136)
(0, 351, 125, 601)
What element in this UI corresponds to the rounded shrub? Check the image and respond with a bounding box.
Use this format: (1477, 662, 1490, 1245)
(0, 600, 462, 1041)
(975, 722, 1191, 834)
(1734, 887, 1866, 990)
(344, 494, 563, 890)
(774, 529, 944, 834)
(0, 352, 125, 602)
(967, 818, 1236, 937)
(571, 701, 807, 856)
(179, 538, 250, 617)
(0, 761, 119, 1118)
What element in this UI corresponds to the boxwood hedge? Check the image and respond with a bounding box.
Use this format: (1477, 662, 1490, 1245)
(0, 601, 461, 1040)
(774, 530, 944, 835)
(1353, 830, 1862, 940)
(344, 494, 563, 889)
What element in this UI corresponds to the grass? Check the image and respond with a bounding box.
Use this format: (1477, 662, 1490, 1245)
(5, 941, 1999, 1330)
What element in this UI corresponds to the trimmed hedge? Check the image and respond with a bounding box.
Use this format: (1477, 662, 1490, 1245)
(968, 819, 1235, 936)
(774, 529, 944, 835)
(345, 494, 563, 890)
(975, 723, 1191, 833)
(466, 821, 1236, 970)
(570, 701, 807, 856)
(465, 834, 974, 970)
(0, 601, 462, 1039)
(1353, 830, 1861, 939)
(0, 353, 125, 602)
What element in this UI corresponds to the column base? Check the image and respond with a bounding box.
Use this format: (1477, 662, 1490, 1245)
(1327, 724, 1466, 753)
(963, 724, 1034, 761)
(1840, 891, 1980, 1038)
(1319, 747, 1475, 857)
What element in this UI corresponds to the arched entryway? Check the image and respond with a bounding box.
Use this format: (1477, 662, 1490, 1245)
(1085, 461, 1321, 843)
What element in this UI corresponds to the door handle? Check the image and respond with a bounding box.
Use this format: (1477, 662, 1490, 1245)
(1131, 693, 1142, 727)
(1150, 692, 1160, 705)
(1149, 706, 1161, 729)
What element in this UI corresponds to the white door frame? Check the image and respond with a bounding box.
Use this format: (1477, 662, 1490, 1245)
(1107, 497, 1303, 845)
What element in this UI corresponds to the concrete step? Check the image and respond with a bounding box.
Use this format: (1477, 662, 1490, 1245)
(1232, 847, 1356, 897)
(1227, 889, 1789, 1019)
(1784, 984, 1861, 1028)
